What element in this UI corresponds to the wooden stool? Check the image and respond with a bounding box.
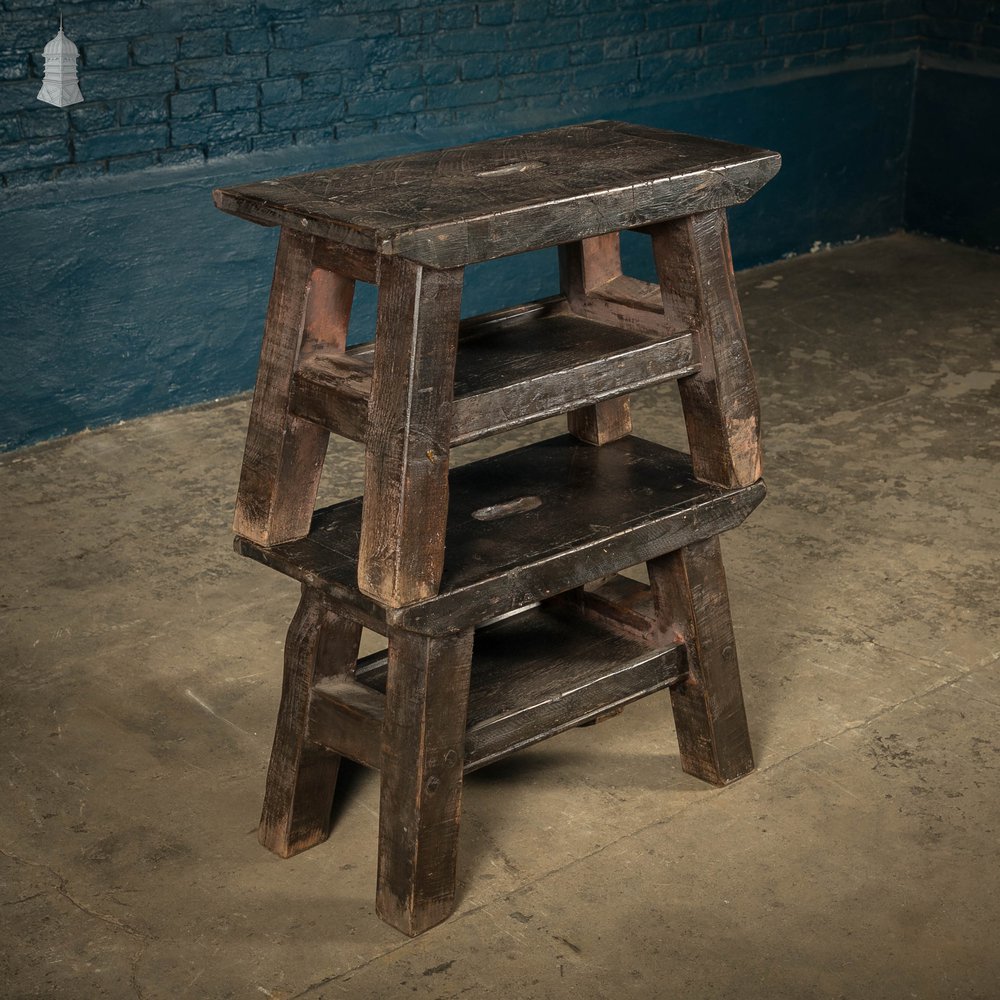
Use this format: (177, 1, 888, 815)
(214, 121, 780, 935)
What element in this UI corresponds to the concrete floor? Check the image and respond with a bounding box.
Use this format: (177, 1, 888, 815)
(2, 233, 998, 999)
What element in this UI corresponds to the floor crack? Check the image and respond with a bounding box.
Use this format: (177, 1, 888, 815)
(0, 845, 149, 941)
(0, 845, 153, 999)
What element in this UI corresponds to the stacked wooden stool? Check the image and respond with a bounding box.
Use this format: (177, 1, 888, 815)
(214, 120, 780, 936)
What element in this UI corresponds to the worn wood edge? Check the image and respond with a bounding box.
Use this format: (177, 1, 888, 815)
(386, 154, 782, 267)
(232, 535, 388, 633)
(289, 326, 695, 448)
(214, 151, 780, 269)
(231, 227, 335, 547)
(463, 644, 686, 772)
(308, 678, 383, 769)
(391, 480, 767, 634)
(212, 187, 382, 256)
(305, 640, 686, 775)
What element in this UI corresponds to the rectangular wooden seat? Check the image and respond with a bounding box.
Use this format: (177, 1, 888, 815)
(235, 433, 765, 632)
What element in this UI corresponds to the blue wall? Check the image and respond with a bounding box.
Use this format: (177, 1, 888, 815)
(906, 62, 1000, 250)
(0, 0, 996, 451)
(902, 2, 1000, 248)
(0, 0, 922, 186)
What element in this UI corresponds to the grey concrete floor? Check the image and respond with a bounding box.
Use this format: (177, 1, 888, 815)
(2, 233, 998, 999)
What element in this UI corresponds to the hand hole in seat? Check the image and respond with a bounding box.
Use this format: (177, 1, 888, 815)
(471, 495, 543, 520)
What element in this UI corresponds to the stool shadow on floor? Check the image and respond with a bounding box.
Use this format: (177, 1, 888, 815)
(328, 758, 379, 831)
(454, 732, 713, 901)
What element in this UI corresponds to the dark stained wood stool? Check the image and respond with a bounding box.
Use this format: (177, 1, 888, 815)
(214, 121, 780, 936)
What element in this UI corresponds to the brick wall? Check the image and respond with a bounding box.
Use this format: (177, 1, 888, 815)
(919, 0, 1000, 61)
(1, 0, 924, 188)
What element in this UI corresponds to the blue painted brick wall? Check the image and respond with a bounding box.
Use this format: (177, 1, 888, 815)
(919, 0, 1000, 62)
(1, 0, 926, 187)
(3, 0, 996, 451)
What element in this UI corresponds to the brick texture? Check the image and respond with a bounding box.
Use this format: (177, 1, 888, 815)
(0, 0, 986, 187)
(919, 0, 1000, 61)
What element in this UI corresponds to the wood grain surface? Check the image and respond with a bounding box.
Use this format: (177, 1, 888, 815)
(376, 627, 475, 936)
(214, 121, 780, 268)
(652, 210, 763, 487)
(233, 229, 354, 545)
(356, 256, 464, 606)
(258, 586, 362, 857)
(289, 301, 695, 447)
(647, 537, 755, 785)
(235, 435, 765, 633)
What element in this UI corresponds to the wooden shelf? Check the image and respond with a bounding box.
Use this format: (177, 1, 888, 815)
(236, 434, 765, 634)
(308, 596, 686, 774)
(290, 298, 695, 446)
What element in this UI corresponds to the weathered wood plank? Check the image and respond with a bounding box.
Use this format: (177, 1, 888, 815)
(651, 210, 763, 487)
(647, 537, 754, 785)
(377, 628, 475, 936)
(559, 233, 633, 444)
(233, 229, 355, 545)
(344, 600, 684, 773)
(214, 121, 780, 268)
(233, 229, 322, 544)
(311, 236, 378, 284)
(309, 678, 383, 770)
(291, 352, 371, 445)
(567, 397, 633, 446)
(357, 257, 464, 606)
(289, 310, 695, 447)
(258, 586, 362, 857)
(465, 602, 682, 769)
(236, 435, 766, 635)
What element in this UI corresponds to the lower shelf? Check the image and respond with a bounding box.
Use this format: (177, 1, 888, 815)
(308, 594, 687, 774)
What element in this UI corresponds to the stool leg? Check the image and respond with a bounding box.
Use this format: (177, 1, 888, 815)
(651, 210, 762, 488)
(377, 627, 474, 936)
(559, 233, 633, 445)
(259, 586, 362, 857)
(647, 538, 754, 785)
(234, 228, 356, 545)
(358, 257, 464, 605)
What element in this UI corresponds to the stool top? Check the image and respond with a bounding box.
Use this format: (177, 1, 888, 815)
(214, 120, 780, 269)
